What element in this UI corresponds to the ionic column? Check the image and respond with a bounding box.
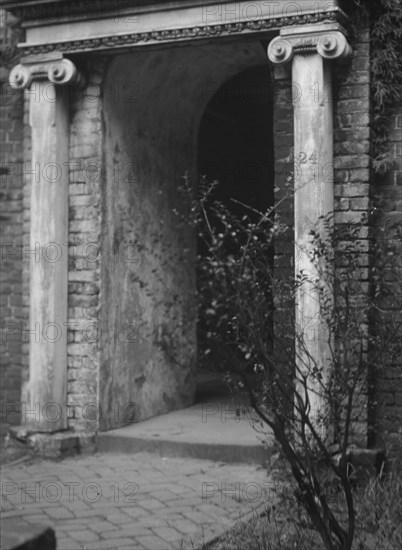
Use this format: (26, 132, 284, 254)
(268, 24, 352, 428)
(10, 55, 82, 432)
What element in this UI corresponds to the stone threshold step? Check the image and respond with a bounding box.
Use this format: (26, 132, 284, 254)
(98, 399, 274, 465)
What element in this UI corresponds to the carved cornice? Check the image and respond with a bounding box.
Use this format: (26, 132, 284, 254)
(9, 56, 83, 89)
(19, 10, 345, 56)
(267, 25, 352, 64)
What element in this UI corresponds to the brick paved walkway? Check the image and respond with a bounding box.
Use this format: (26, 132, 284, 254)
(1, 452, 274, 550)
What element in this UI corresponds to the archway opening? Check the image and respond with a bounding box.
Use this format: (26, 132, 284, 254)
(197, 65, 275, 398)
(101, 42, 271, 429)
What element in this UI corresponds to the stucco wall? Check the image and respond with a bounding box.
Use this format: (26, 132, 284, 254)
(100, 41, 268, 429)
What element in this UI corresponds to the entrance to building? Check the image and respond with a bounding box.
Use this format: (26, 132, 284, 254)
(100, 42, 273, 429)
(196, 65, 275, 401)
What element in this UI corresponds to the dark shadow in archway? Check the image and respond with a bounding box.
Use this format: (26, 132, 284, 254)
(199, 65, 274, 213)
(197, 65, 275, 398)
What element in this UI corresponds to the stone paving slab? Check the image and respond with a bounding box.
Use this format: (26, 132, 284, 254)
(1, 452, 276, 550)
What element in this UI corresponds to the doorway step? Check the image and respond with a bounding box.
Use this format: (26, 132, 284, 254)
(98, 371, 274, 465)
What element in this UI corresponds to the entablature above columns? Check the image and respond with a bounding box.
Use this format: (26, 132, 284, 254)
(0, 0, 350, 56)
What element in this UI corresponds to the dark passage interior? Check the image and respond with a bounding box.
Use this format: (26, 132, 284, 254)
(198, 65, 274, 214)
(196, 64, 275, 398)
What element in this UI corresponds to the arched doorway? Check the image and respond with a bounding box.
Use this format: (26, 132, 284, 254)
(100, 43, 271, 429)
(197, 65, 275, 394)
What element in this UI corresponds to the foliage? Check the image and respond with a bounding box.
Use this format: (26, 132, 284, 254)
(185, 176, 402, 550)
(351, 0, 402, 173)
(202, 462, 402, 550)
(355, 460, 402, 549)
(203, 505, 320, 550)
(0, 10, 22, 66)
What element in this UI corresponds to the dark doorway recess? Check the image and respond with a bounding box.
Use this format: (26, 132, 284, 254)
(197, 64, 275, 395)
(198, 64, 274, 216)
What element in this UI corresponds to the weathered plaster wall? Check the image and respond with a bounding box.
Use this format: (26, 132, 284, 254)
(100, 41, 268, 429)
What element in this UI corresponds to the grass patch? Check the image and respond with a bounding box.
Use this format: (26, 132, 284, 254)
(202, 463, 402, 550)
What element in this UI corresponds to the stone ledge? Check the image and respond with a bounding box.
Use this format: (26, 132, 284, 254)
(348, 447, 386, 475)
(6, 426, 96, 459)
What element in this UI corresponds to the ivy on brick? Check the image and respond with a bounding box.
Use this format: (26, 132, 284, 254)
(352, 0, 402, 174)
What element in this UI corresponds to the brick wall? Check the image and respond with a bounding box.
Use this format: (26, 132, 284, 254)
(66, 58, 106, 433)
(272, 64, 295, 364)
(333, 16, 371, 444)
(0, 10, 23, 434)
(370, 103, 402, 452)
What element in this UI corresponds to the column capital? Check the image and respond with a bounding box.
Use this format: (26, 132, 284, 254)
(9, 54, 83, 90)
(267, 22, 352, 65)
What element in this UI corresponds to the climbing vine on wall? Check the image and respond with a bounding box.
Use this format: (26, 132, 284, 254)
(352, 0, 402, 174)
(0, 10, 21, 67)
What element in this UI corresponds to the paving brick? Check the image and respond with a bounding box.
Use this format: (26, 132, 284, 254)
(70, 509, 105, 518)
(63, 499, 93, 512)
(69, 529, 100, 542)
(120, 506, 149, 518)
(139, 498, 166, 510)
(119, 544, 147, 550)
(152, 526, 183, 543)
(181, 510, 217, 524)
(85, 539, 137, 550)
(102, 525, 152, 539)
(54, 538, 81, 550)
(2, 507, 47, 517)
(106, 512, 134, 525)
(128, 518, 170, 529)
(89, 521, 119, 533)
(45, 506, 75, 519)
(169, 517, 198, 535)
(135, 535, 173, 550)
(141, 489, 177, 502)
(57, 521, 97, 531)
(23, 514, 55, 525)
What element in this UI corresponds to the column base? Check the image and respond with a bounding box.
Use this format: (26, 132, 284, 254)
(6, 427, 96, 460)
(331, 445, 386, 483)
